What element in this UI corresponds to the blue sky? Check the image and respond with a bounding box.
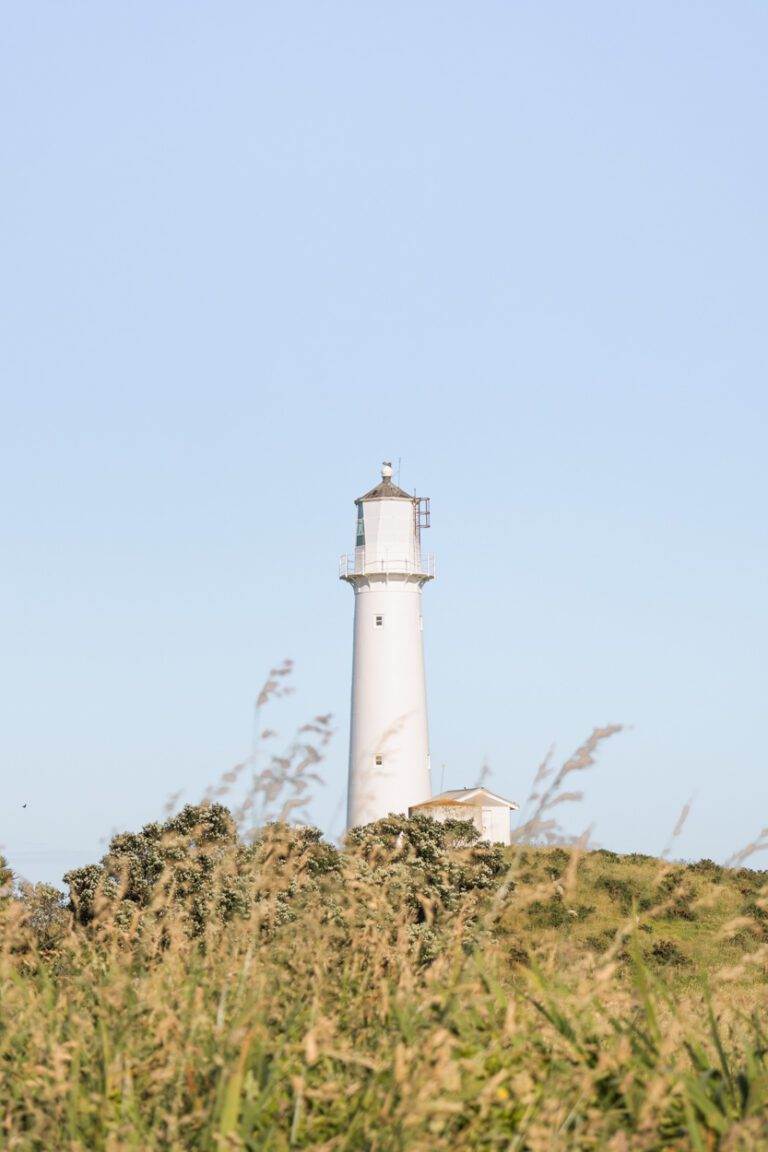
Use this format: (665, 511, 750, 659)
(1, 3, 767, 884)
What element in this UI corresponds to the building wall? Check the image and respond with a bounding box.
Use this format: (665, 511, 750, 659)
(346, 575, 430, 827)
(410, 803, 511, 845)
(360, 498, 419, 571)
(482, 805, 511, 846)
(411, 804, 484, 835)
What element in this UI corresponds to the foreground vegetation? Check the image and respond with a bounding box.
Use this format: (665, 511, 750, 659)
(2, 801, 768, 1149)
(2, 685, 767, 1149)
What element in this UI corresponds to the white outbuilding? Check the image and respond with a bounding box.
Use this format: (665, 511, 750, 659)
(409, 787, 519, 846)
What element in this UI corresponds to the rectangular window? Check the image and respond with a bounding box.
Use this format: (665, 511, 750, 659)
(375, 615, 384, 627)
(375, 754, 383, 766)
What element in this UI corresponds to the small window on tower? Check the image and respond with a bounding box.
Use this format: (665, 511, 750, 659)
(375, 754, 383, 766)
(375, 615, 384, 627)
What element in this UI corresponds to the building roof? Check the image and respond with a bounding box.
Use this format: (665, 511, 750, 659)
(356, 461, 416, 503)
(356, 475, 415, 503)
(412, 787, 519, 811)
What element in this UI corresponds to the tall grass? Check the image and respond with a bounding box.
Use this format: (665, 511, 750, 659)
(2, 670, 767, 1149)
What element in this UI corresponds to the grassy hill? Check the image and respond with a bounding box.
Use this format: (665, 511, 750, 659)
(499, 844, 768, 1000)
(2, 807, 767, 1149)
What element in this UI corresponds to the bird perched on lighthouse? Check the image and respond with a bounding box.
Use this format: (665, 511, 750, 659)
(340, 462, 435, 828)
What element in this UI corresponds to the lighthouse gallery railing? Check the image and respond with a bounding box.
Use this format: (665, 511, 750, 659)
(339, 553, 436, 579)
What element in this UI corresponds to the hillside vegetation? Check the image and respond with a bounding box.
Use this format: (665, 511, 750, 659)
(500, 843, 768, 998)
(2, 801, 768, 1150)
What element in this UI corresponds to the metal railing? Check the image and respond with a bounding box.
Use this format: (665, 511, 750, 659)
(339, 553, 436, 579)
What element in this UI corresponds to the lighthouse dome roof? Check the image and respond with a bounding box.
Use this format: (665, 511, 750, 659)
(357, 476, 414, 503)
(356, 463, 415, 503)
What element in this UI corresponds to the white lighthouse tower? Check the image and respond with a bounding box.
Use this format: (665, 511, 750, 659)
(340, 463, 435, 828)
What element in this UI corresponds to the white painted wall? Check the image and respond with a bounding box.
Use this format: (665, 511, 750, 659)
(409, 803, 511, 846)
(361, 498, 420, 571)
(412, 804, 484, 836)
(343, 470, 432, 828)
(480, 805, 512, 846)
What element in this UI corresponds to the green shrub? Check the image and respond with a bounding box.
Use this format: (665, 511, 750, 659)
(742, 899, 768, 923)
(689, 857, 725, 879)
(574, 903, 595, 920)
(593, 848, 620, 862)
(649, 938, 689, 966)
(508, 941, 530, 966)
(527, 896, 571, 928)
(655, 871, 697, 921)
(595, 874, 638, 909)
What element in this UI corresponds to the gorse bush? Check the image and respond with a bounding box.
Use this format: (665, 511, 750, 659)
(648, 938, 689, 966)
(2, 675, 768, 1150)
(64, 802, 250, 936)
(594, 872, 640, 909)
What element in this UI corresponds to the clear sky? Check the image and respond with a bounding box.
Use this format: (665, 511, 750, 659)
(2, 3, 767, 885)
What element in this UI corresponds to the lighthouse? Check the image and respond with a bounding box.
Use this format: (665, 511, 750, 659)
(340, 463, 435, 828)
